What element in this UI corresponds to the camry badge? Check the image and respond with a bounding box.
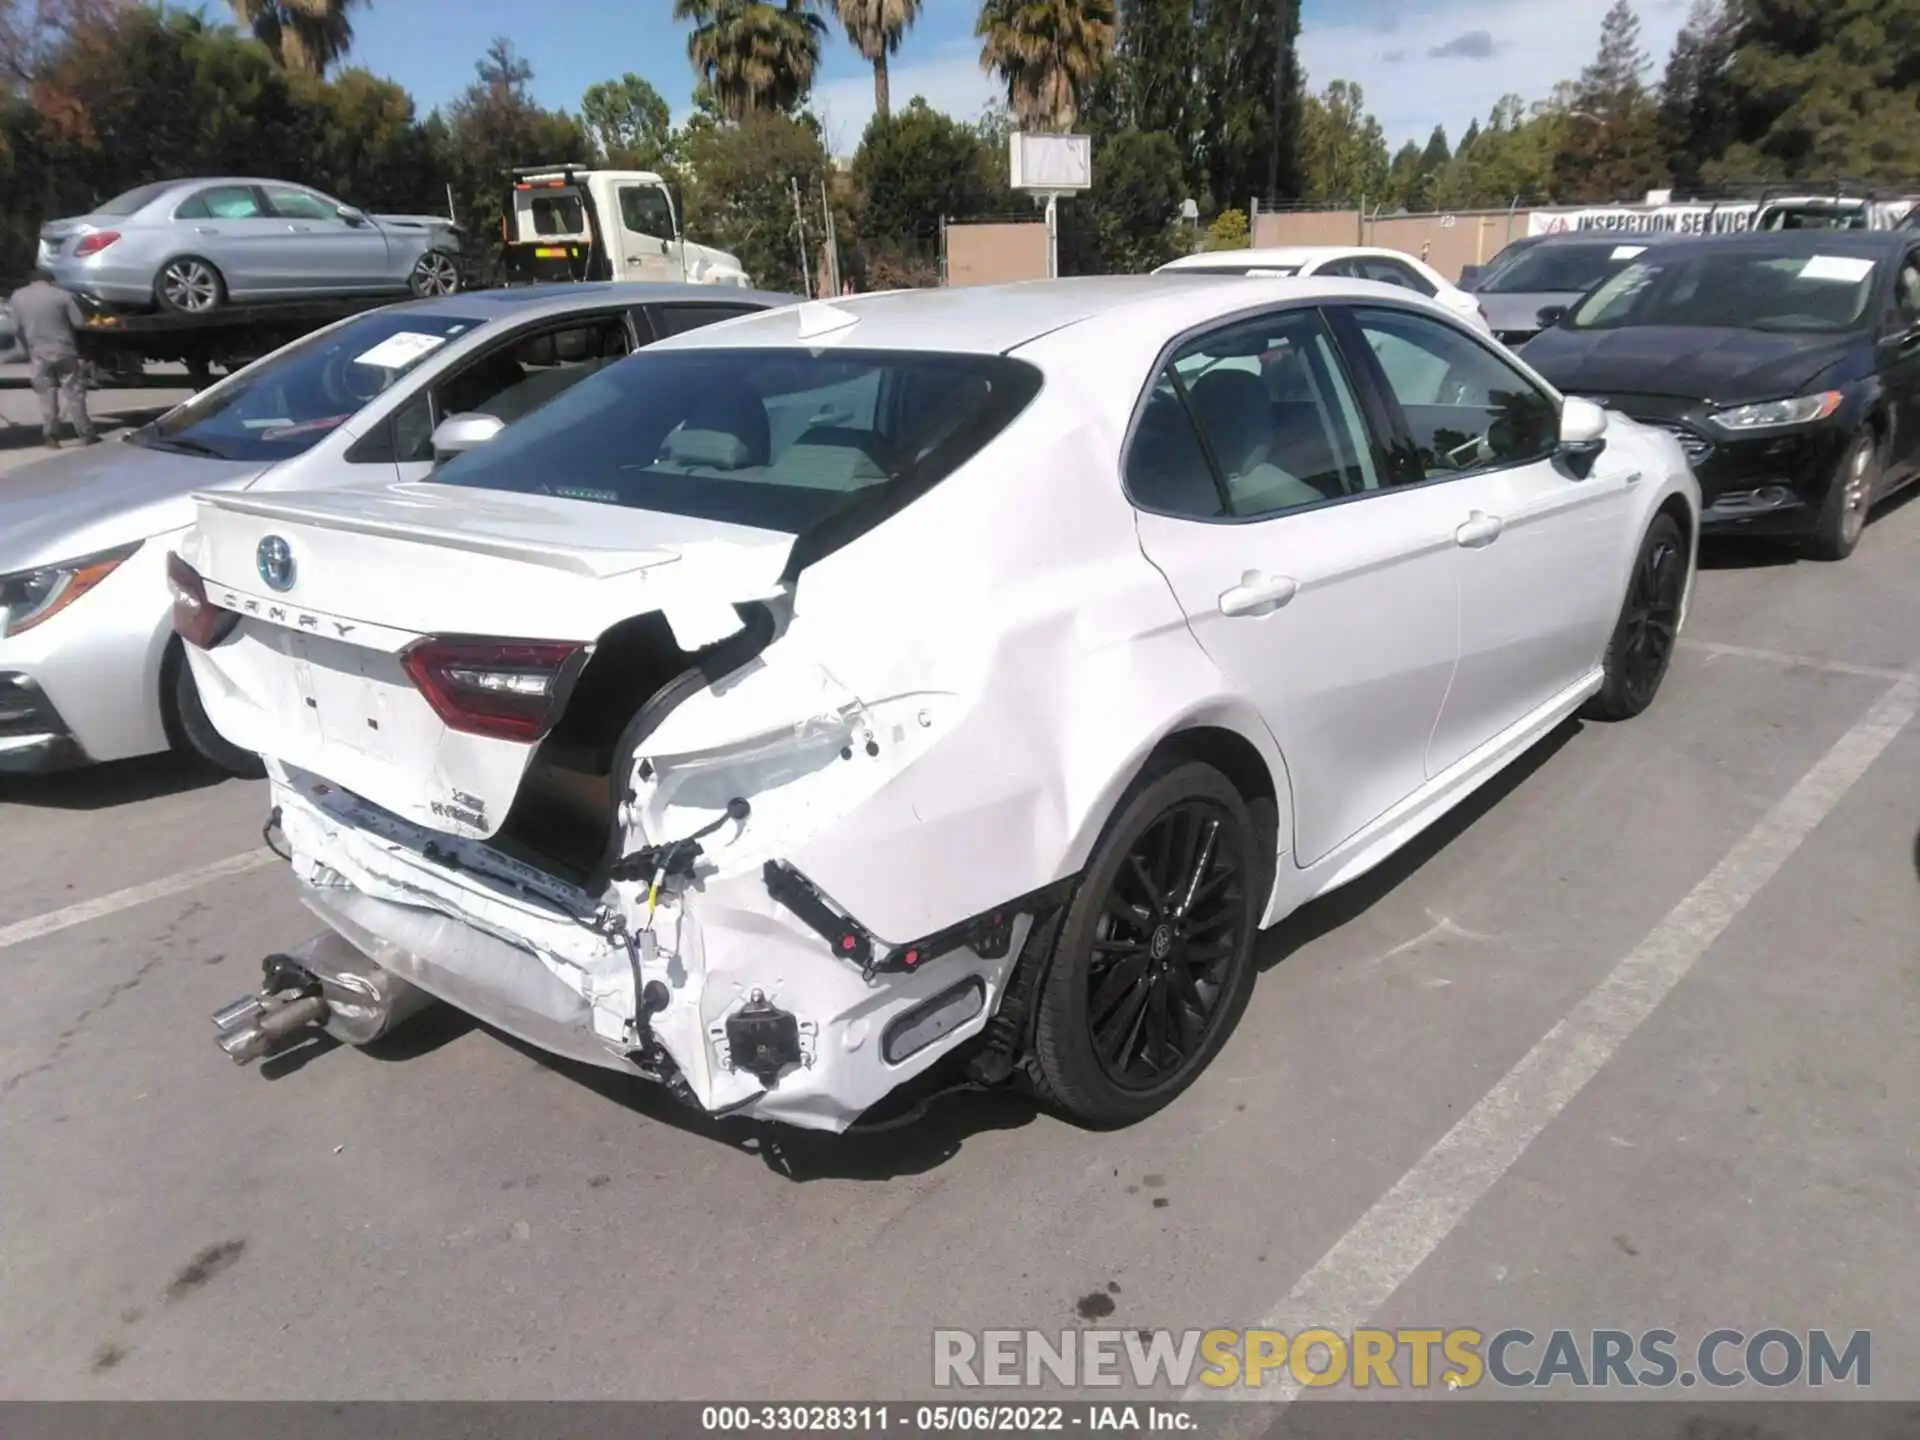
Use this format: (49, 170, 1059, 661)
(257, 535, 296, 592)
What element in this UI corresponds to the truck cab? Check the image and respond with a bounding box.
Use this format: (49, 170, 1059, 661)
(502, 166, 752, 289)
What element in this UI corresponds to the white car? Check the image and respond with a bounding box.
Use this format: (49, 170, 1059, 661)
(1159, 245, 1491, 334)
(184, 276, 1697, 1133)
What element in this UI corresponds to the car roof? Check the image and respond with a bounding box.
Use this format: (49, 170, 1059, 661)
(1526, 229, 1694, 247)
(643, 274, 1462, 357)
(1162, 245, 1431, 270)
(382, 282, 801, 322)
(1623, 230, 1908, 259)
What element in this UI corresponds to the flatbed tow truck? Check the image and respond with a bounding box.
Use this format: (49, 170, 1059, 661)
(7, 166, 751, 392)
(70, 290, 411, 390)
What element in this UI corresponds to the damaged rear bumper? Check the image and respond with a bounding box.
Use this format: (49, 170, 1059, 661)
(263, 773, 1048, 1132)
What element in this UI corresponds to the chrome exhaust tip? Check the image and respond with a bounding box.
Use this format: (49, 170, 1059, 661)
(211, 994, 265, 1033)
(212, 992, 328, 1066)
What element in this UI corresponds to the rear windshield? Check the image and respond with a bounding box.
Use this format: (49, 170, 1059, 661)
(513, 189, 588, 241)
(93, 181, 177, 217)
(1476, 242, 1643, 295)
(431, 348, 1044, 536)
(1568, 249, 1881, 333)
(136, 310, 485, 462)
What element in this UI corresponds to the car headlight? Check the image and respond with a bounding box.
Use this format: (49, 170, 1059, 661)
(0, 542, 140, 639)
(1710, 391, 1844, 433)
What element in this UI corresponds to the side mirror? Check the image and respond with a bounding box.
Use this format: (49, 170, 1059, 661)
(1557, 396, 1609, 475)
(430, 411, 505, 464)
(1536, 304, 1570, 329)
(1458, 264, 1484, 289)
(338, 206, 370, 228)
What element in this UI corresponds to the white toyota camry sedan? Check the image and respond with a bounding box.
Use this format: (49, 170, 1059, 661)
(177, 276, 1698, 1133)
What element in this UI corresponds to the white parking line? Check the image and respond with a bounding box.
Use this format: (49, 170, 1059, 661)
(1190, 673, 1919, 1407)
(0, 849, 279, 952)
(1679, 638, 1911, 682)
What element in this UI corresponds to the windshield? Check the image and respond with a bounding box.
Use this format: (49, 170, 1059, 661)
(138, 310, 485, 462)
(432, 347, 1044, 536)
(1568, 249, 1880, 333)
(92, 182, 176, 217)
(1476, 242, 1646, 295)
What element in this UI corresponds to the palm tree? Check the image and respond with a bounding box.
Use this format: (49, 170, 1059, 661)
(229, 0, 362, 76)
(834, 0, 921, 122)
(976, 0, 1115, 132)
(674, 0, 828, 122)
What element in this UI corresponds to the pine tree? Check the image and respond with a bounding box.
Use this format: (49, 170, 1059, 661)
(1711, 0, 1920, 182)
(1388, 139, 1424, 211)
(1658, 0, 1738, 192)
(1551, 0, 1668, 201)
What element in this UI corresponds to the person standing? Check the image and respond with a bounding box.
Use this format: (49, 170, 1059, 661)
(8, 267, 97, 449)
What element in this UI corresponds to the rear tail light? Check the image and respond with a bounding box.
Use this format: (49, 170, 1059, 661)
(72, 230, 120, 257)
(401, 637, 585, 742)
(167, 553, 240, 649)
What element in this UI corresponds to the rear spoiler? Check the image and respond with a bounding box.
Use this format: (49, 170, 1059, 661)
(191, 489, 681, 580)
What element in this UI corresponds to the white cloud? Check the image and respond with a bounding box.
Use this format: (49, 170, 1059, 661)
(808, 43, 1003, 158)
(1299, 0, 1690, 148)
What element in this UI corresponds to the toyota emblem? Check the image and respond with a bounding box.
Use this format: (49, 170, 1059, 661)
(256, 535, 295, 592)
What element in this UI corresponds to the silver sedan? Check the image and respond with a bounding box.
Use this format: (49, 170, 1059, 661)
(0, 281, 795, 776)
(41, 177, 468, 314)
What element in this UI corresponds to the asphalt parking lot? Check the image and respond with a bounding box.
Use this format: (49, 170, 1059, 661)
(0, 397, 1915, 1408)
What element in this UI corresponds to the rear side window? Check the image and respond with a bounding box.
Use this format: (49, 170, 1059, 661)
(1126, 307, 1380, 521)
(651, 303, 764, 338)
(432, 348, 1043, 537)
(175, 186, 266, 221)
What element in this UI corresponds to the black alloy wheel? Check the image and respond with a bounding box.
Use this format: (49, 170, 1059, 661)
(1030, 761, 1260, 1126)
(1587, 511, 1688, 722)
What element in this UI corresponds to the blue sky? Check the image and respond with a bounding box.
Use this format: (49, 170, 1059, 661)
(321, 0, 1692, 157)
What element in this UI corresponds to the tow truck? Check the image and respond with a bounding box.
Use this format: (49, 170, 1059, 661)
(496, 165, 751, 288)
(5, 166, 750, 392)
(67, 289, 434, 390)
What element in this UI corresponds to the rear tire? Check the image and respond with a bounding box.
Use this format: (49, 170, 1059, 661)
(408, 250, 462, 296)
(1585, 511, 1688, 722)
(1807, 430, 1878, 563)
(166, 647, 264, 779)
(1029, 761, 1260, 1128)
(155, 256, 225, 315)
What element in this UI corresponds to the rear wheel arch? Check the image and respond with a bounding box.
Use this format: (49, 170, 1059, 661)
(1078, 719, 1292, 923)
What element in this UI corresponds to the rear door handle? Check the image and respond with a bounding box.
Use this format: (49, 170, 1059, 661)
(1218, 572, 1299, 617)
(194, 227, 217, 235)
(1455, 511, 1504, 548)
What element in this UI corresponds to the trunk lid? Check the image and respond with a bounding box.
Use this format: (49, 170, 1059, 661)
(182, 483, 793, 839)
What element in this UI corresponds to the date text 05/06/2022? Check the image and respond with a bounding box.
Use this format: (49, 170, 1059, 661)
(700, 1404, 1198, 1432)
